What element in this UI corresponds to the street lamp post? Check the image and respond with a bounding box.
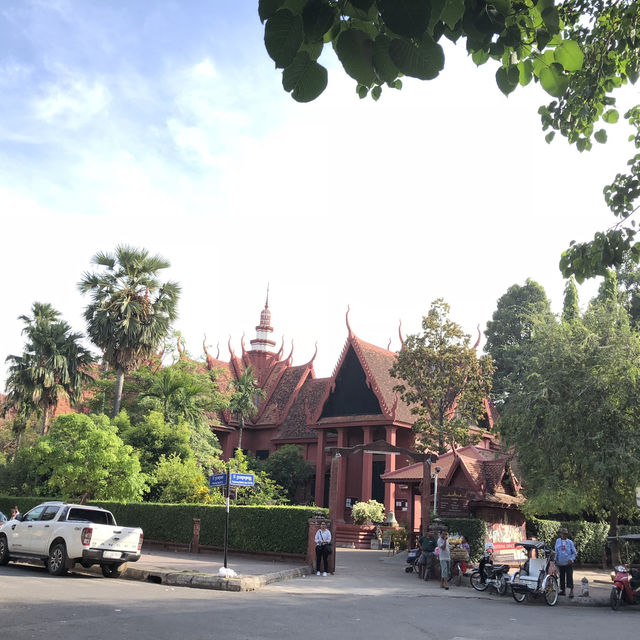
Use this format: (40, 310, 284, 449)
(432, 466, 441, 516)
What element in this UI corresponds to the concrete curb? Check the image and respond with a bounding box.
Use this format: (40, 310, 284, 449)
(120, 564, 314, 592)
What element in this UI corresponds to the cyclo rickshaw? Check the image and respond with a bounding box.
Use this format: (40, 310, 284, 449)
(510, 540, 560, 606)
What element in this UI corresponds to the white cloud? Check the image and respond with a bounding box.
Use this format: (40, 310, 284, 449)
(33, 77, 110, 128)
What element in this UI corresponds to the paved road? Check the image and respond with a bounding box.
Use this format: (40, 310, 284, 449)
(1, 551, 637, 640)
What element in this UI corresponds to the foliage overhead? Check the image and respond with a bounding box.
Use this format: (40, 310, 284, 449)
(391, 298, 494, 454)
(78, 245, 180, 417)
(351, 498, 385, 524)
(3, 303, 94, 434)
(259, 1, 640, 281)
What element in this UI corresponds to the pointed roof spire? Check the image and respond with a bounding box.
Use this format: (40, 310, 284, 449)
(250, 286, 276, 352)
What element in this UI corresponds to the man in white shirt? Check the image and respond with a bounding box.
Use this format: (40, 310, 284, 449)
(437, 530, 451, 590)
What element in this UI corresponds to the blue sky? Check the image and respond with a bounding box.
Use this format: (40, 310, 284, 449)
(1, 1, 638, 386)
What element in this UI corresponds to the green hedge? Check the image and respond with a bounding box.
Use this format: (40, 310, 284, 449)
(528, 517, 611, 564)
(442, 517, 487, 561)
(0, 496, 327, 555)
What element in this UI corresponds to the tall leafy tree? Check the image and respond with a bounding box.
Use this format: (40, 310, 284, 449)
(78, 246, 180, 417)
(562, 277, 580, 324)
(24, 413, 149, 503)
(484, 279, 553, 409)
(616, 256, 640, 327)
(390, 299, 494, 454)
(229, 366, 266, 452)
(262, 444, 314, 503)
(259, 2, 639, 280)
(3, 303, 94, 434)
(500, 301, 640, 562)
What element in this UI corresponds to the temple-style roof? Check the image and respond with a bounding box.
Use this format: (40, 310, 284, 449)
(381, 444, 521, 505)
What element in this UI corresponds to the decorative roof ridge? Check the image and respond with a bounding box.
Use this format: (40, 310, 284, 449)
(443, 454, 484, 493)
(253, 360, 290, 422)
(350, 335, 392, 418)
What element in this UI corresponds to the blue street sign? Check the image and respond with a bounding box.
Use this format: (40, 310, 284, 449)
(209, 473, 227, 487)
(230, 473, 255, 487)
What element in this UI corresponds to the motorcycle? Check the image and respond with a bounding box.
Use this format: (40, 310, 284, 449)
(609, 534, 640, 611)
(470, 560, 511, 595)
(610, 565, 640, 610)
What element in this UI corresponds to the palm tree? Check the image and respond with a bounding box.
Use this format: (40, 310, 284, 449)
(78, 245, 180, 417)
(229, 366, 265, 452)
(3, 302, 95, 434)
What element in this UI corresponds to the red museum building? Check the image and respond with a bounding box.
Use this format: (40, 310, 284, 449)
(202, 297, 522, 536)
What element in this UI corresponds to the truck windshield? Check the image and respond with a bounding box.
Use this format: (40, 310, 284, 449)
(66, 508, 115, 526)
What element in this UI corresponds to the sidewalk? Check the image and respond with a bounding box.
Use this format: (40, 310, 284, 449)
(83, 546, 615, 604)
(383, 550, 613, 607)
(91, 547, 312, 592)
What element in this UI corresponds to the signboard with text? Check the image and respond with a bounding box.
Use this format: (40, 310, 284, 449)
(437, 487, 470, 517)
(209, 473, 227, 487)
(230, 473, 255, 487)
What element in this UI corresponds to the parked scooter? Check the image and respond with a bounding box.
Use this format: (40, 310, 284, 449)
(471, 562, 511, 594)
(610, 565, 640, 610)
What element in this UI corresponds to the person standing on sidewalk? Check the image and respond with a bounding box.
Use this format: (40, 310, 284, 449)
(418, 530, 436, 581)
(315, 521, 332, 577)
(437, 530, 451, 590)
(555, 527, 577, 597)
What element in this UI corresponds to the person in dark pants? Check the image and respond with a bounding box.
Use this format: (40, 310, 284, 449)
(418, 530, 436, 580)
(554, 527, 577, 597)
(315, 521, 332, 576)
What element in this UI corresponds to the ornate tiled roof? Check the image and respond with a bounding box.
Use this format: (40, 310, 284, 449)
(275, 377, 332, 440)
(256, 364, 311, 426)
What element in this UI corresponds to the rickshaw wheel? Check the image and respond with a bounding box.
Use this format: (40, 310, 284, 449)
(512, 589, 526, 603)
(497, 575, 508, 595)
(610, 588, 622, 611)
(544, 575, 559, 606)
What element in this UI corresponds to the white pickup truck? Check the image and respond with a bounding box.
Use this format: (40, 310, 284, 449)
(0, 501, 143, 577)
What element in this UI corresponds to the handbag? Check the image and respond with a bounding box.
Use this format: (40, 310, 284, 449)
(325, 543, 333, 555)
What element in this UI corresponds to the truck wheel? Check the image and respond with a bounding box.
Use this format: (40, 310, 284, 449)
(101, 563, 125, 578)
(0, 535, 10, 565)
(48, 543, 68, 576)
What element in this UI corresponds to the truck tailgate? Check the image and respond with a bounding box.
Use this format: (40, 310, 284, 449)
(90, 525, 142, 553)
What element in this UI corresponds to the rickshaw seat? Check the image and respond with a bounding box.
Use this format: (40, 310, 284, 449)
(520, 558, 546, 581)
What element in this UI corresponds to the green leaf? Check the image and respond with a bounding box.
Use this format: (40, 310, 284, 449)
(536, 29, 551, 50)
(302, 0, 337, 42)
(336, 28, 376, 86)
(371, 85, 382, 100)
(471, 49, 490, 66)
(357, 84, 369, 98)
(265, 10, 304, 69)
(603, 109, 619, 124)
(594, 129, 608, 144)
(389, 33, 444, 80)
(259, 0, 284, 23)
(490, 0, 512, 16)
(538, 63, 569, 97)
(376, 0, 431, 39)
(373, 35, 399, 84)
(545, 131, 555, 143)
(554, 40, 584, 72)
(282, 52, 328, 102)
(541, 6, 559, 33)
(496, 66, 519, 96)
(350, 0, 375, 10)
(441, 0, 465, 29)
(518, 60, 533, 86)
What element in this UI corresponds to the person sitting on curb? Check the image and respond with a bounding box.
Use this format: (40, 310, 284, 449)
(555, 527, 577, 598)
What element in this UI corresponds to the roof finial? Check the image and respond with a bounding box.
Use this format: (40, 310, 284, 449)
(473, 324, 481, 349)
(346, 305, 353, 336)
(265, 283, 269, 309)
(387, 338, 392, 350)
(398, 320, 405, 349)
